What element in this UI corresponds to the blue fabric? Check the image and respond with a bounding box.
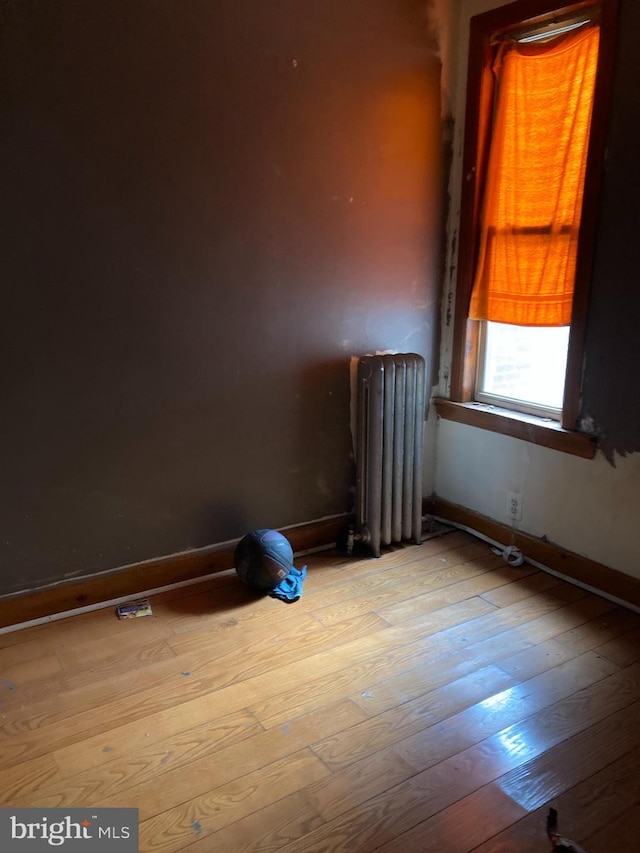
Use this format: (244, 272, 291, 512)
(268, 565, 307, 603)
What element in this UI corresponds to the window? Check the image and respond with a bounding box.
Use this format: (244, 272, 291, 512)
(442, 0, 618, 455)
(477, 321, 570, 416)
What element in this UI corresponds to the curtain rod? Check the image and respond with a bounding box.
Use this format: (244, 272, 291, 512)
(490, 7, 600, 45)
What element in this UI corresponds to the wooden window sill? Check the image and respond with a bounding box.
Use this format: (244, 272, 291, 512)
(434, 398, 597, 459)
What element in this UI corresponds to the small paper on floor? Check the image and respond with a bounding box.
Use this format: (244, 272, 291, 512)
(116, 599, 153, 619)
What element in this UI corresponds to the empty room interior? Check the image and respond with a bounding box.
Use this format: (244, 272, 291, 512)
(1, 0, 639, 851)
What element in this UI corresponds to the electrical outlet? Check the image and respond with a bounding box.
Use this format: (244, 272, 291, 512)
(506, 491, 523, 522)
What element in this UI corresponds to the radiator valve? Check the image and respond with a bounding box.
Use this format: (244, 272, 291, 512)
(337, 524, 367, 557)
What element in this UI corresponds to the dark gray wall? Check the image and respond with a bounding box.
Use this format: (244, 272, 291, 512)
(0, 1, 444, 594)
(580, 0, 640, 462)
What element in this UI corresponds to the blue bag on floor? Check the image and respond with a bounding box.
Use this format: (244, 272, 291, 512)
(268, 565, 307, 603)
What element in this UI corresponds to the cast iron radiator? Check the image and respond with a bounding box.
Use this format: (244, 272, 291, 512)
(355, 353, 426, 558)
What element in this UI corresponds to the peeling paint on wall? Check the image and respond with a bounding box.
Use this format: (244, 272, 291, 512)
(578, 0, 640, 464)
(423, 0, 457, 118)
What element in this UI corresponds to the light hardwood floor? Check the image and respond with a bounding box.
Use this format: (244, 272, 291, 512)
(1, 529, 639, 851)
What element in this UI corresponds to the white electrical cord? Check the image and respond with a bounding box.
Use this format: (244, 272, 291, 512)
(492, 543, 524, 566)
(490, 506, 525, 565)
(427, 513, 640, 614)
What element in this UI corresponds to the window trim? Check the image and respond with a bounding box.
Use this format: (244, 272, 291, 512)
(434, 398, 597, 458)
(447, 0, 619, 441)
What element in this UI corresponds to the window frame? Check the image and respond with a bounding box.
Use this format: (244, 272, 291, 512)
(444, 0, 618, 454)
(475, 321, 569, 419)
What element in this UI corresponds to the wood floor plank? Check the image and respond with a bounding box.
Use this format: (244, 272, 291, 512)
(374, 783, 529, 853)
(396, 652, 640, 780)
(348, 595, 615, 719)
(306, 652, 618, 822)
(167, 610, 388, 670)
(0, 636, 177, 711)
(2, 533, 638, 853)
(440, 588, 609, 644)
(279, 741, 527, 852)
(0, 560, 528, 740)
(1, 637, 72, 669)
(202, 595, 495, 729)
(309, 547, 505, 627)
(0, 609, 386, 769)
(52, 706, 264, 785)
(0, 753, 62, 806)
(302, 532, 472, 583)
(45, 699, 365, 815)
(280, 665, 640, 852)
(472, 739, 640, 852)
(492, 699, 640, 814)
(1, 653, 62, 688)
(147, 593, 492, 736)
(582, 800, 640, 852)
(478, 569, 562, 607)
(252, 594, 544, 730)
(56, 624, 179, 669)
(249, 593, 615, 732)
(371, 558, 530, 625)
(0, 561, 490, 727)
(310, 664, 517, 772)
(547, 581, 592, 603)
(594, 624, 640, 668)
(0, 652, 194, 737)
(377, 704, 640, 853)
(496, 605, 640, 681)
(308, 743, 419, 824)
(183, 791, 325, 853)
(138, 749, 329, 853)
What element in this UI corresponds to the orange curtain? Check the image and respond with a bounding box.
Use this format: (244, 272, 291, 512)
(469, 26, 600, 326)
